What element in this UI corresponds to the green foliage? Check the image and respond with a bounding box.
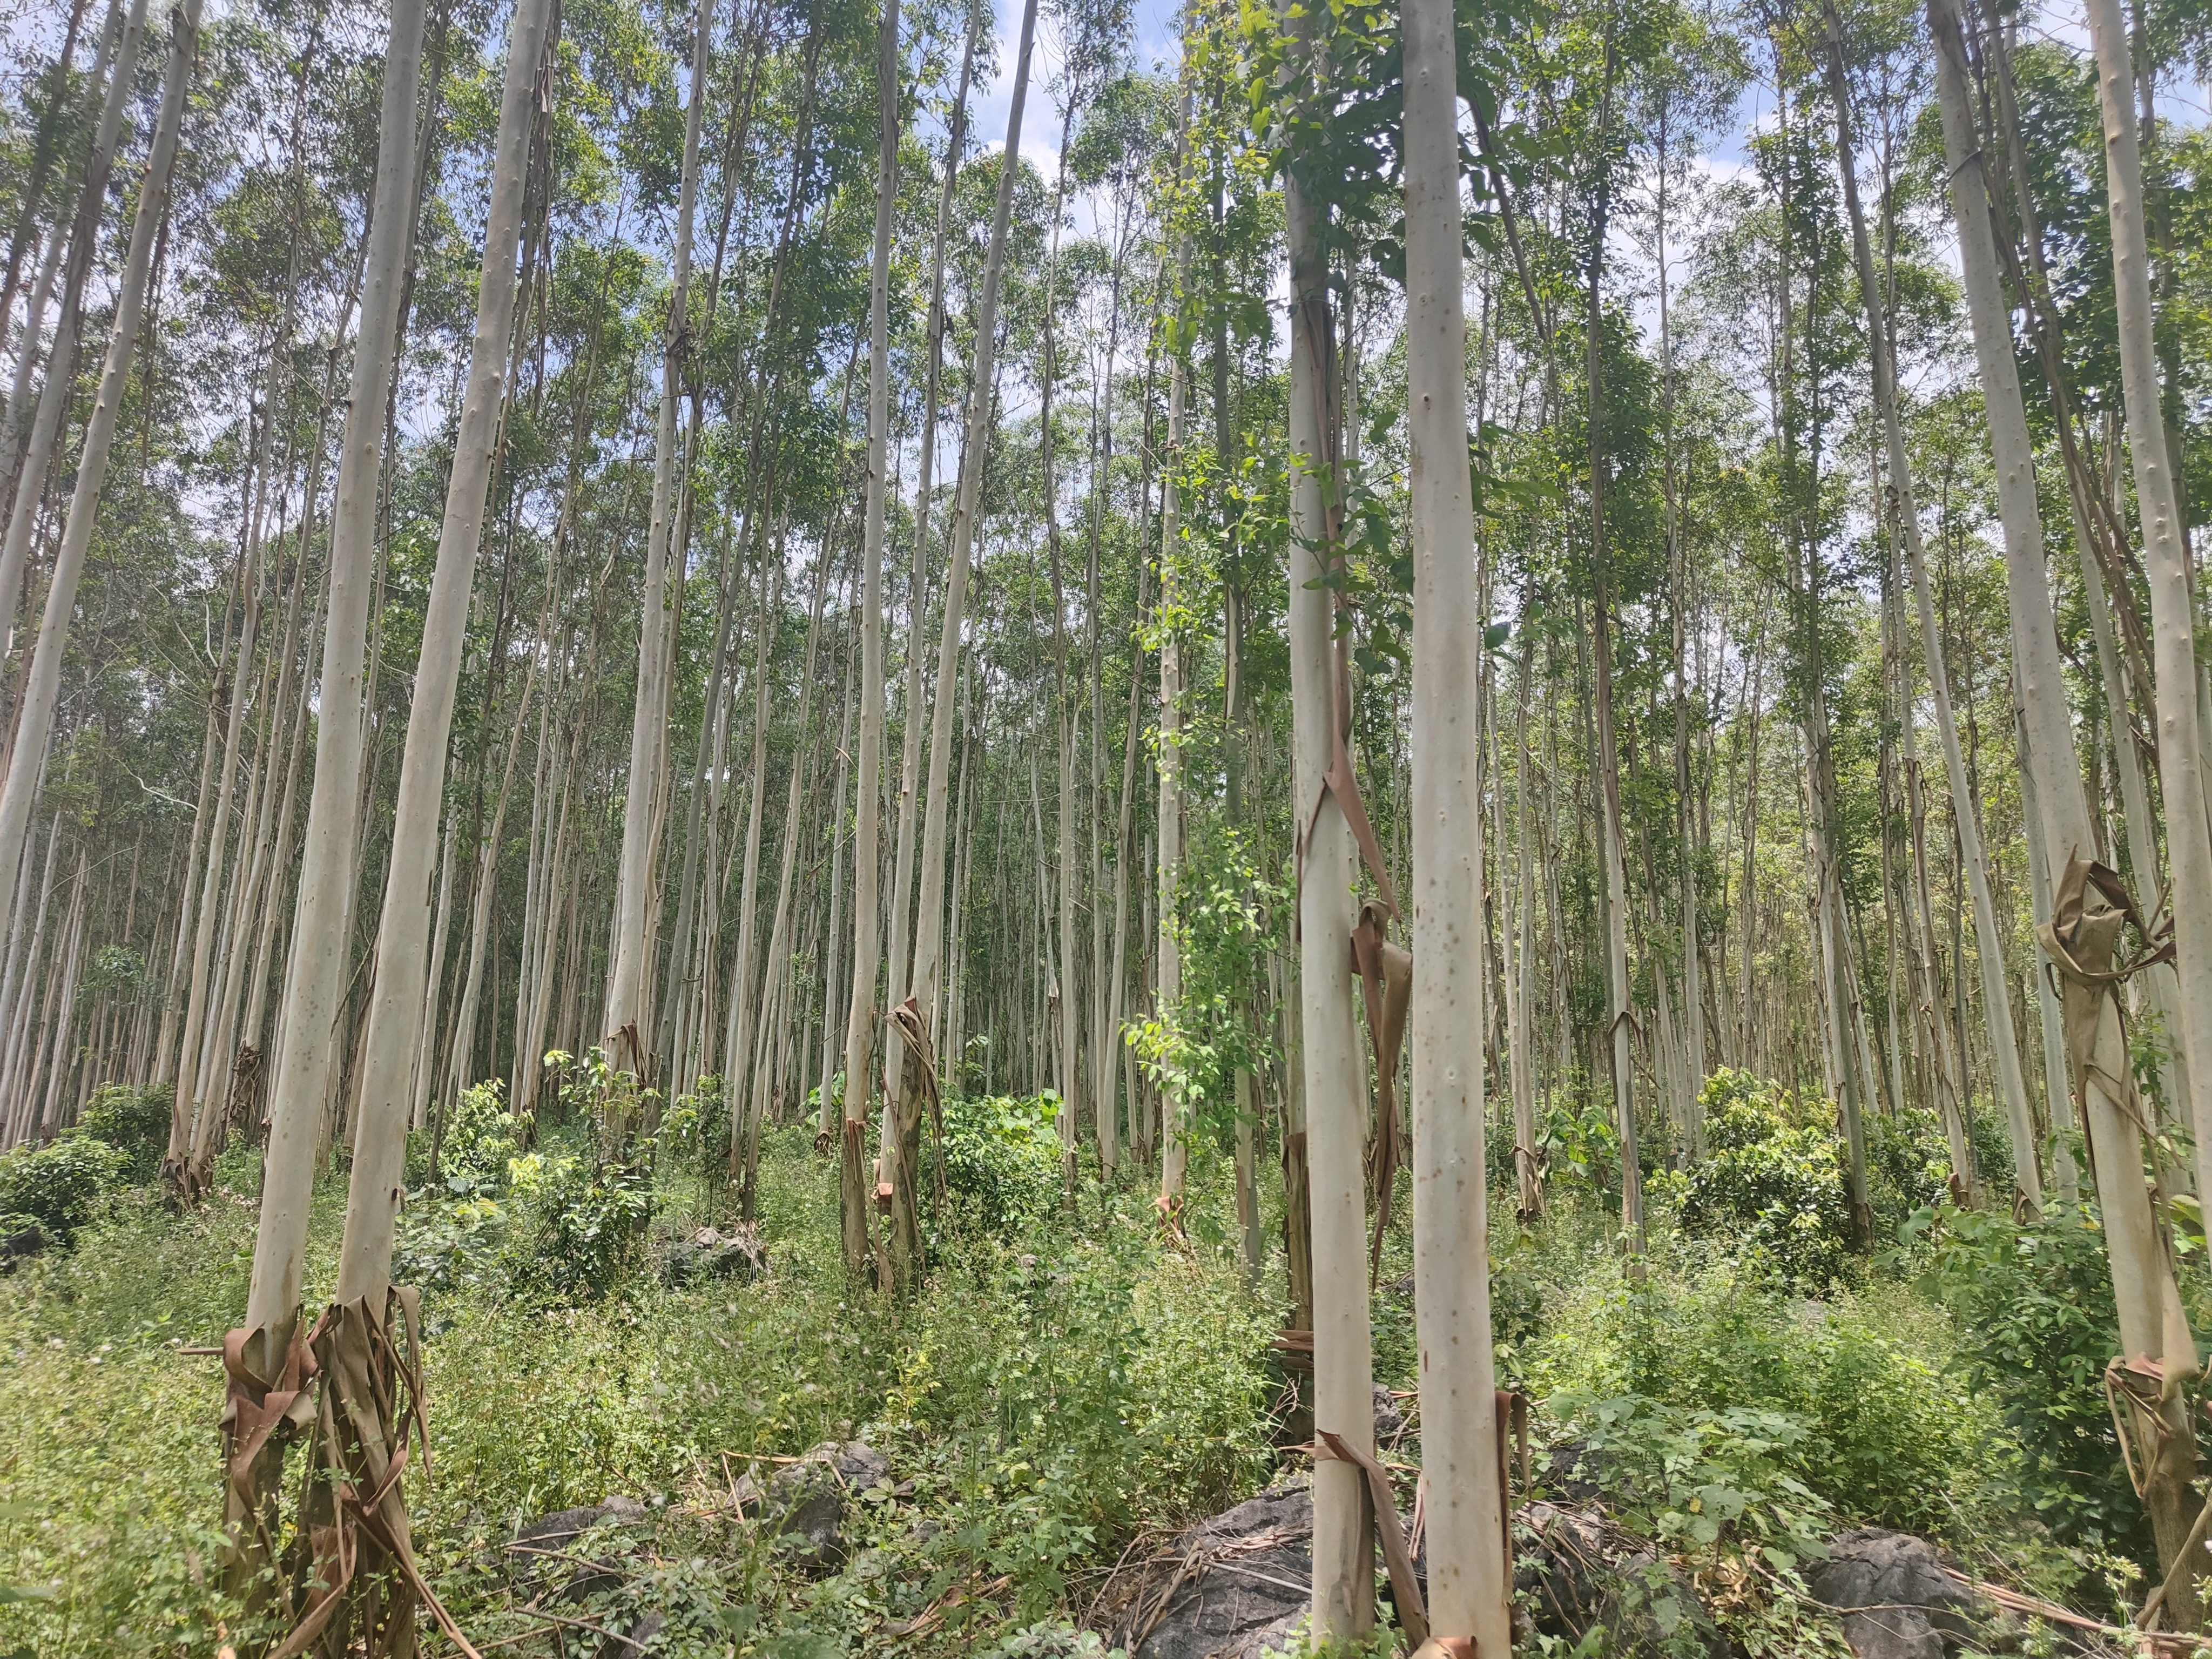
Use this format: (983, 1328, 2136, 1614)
(439, 1077, 530, 1196)
(1526, 1247, 1984, 1539)
(1536, 1082, 1624, 1204)
(1548, 1390, 1833, 1569)
(1864, 1106, 1951, 1233)
(935, 1092, 1066, 1242)
(73, 1085, 172, 1182)
(1129, 831, 1282, 1136)
(1911, 1199, 2144, 1556)
(0, 1136, 128, 1247)
(1675, 1071, 1852, 1290)
(508, 1145, 656, 1300)
(0, 1125, 1286, 1657)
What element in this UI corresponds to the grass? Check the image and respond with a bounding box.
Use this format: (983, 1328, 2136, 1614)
(0, 1092, 2143, 1655)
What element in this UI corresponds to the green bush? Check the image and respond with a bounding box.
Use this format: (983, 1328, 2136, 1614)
(509, 1146, 655, 1299)
(0, 1135, 127, 1245)
(1865, 1107, 1950, 1236)
(1527, 1250, 1981, 1537)
(1913, 1198, 2143, 1555)
(439, 1077, 529, 1195)
(935, 1093, 1067, 1242)
(1677, 1071, 1853, 1289)
(75, 1085, 172, 1181)
(1549, 1388, 1834, 1568)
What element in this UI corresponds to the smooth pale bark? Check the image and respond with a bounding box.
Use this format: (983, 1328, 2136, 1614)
(1583, 94, 1643, 1252)
(905, 0, 1038, 1063)
(1827, 26, 2038, 1208)
(2015, 717, 2080, 1199)
(725, 544, 783, 1201)
(877, 4, 972, 1115)
(0, 0, 145, 654)
(1654, 128, 1705, 1136)
(338, 0, 555, 1308)
(818, 623, 856, 1144)
(245, 0, 427, 1339)
(1286, 61, 1374, 1642)
(1156, 340, 1187, 1209)
(606, 0, 710, 1082)
(1403, 0, 1511, 1641)
(1931, 0, 2201, 1604)
(172, 498, 271, 1188)
(2082, 0, 2212, 1205)
(0, 0, 185, 951)
(203, 505, 317, 1148)
(415, 814, 457, 1130)
(0, 0, 112, 524)
(1040, 125, 1082, 1192)
(1083, 232, 1128, 1172)
(443, 673, 535, 1110)
(747, 562, 831, 1145)
(0, 0, 92, 438)
(1512, 621, 1540, 1214)
(838, 0, 901, 1279)
(0, 819, 59, 1136)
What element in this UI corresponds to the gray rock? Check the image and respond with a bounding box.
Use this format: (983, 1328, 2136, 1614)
(1112, 1480, 1317, 1659)
(1515, 1500, 1728, 1659)
(1212, 1609, 1305, 1659)
(508, 1500, 650, 1601)
(660, 1226, 767, 1287)
(1373, 1384, 1407, 1447)
(592, 1610, 665, 1656)
(1804, 1528, 1982, 1659)
(766, 1440, 894, 1575)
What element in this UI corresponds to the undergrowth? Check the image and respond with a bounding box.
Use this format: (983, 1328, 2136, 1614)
(0, 1071, 2160, 1654)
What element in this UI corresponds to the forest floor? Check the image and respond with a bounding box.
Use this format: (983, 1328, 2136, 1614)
(0, 1080, 2181, 1657)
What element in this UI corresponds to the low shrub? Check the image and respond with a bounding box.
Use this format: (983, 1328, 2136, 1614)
(509, 1145, 655, 1299)
(1548, 1388, 1834, 1569)
(0, 1134, 127, 1245)
(438, 1077, 529, 1195)
(1865, 1106, 1950, 1237)
(1526, 1250, 1982, 1537)
(1912, 1197, 2143, 1556)
(75, 1084, 172, 1181)
(934, 1092, 1066, 1242)
(1677, 1070, 1852, 1290)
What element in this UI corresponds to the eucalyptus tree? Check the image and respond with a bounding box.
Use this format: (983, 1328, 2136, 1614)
(1824, 10, 2037, 1209)
(232, 0, 429, 1591)
(898, 0, 1047, 1268)
(841, 0, 906, 1281)
(2083, 0, 2212, 1220)
(1404, 0, 1512, 1641)
(605, 0, 713, 1098)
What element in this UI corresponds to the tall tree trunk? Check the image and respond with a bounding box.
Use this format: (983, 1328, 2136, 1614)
(905, 0, 1038, 1075)
(1285, 29, 1374, 1637)
(0, 0, 187, 945)
(1404, 1, 1510, 1640)
(726, 539, 783, 1211)
(1582, 45, 1643, 1252)
(605, 0, 709, 1091)
(838, 0, 903, 1279)
(2085, 0, 2212, 1225)
(338, 0, 554, 1314)
(817, 624, 856, 1145)
(0, 0, 147, 649)
(1931, 0, 2203, 1610)
(1827, 21, 2038, 1209)
(1513, 619, 1540, 1215)
(233, 0, 425, 1593)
